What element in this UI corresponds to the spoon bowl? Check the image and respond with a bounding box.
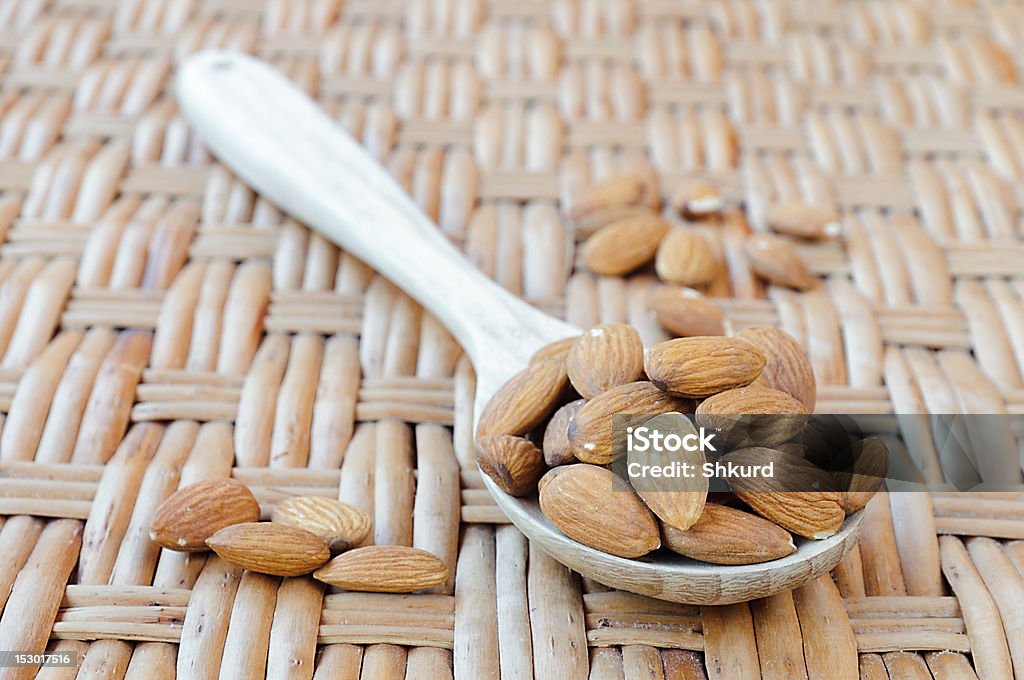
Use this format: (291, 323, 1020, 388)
(177, 49, 865, 605)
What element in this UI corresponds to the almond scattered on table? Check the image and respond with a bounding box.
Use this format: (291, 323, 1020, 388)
(272, 496, 372, 553)
(765, 200, 840, 239)
(744, 234, 817, 291)
(582, 212, 671, 276)
(149, 478, 261, 552)
(654, 228, 720, 287)
(648, 286, 726, 337)
(206, 522, 330, 576)
(314, 546, 449, 593)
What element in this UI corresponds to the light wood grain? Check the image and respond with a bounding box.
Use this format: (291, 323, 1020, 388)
(177, 50, 863, 605)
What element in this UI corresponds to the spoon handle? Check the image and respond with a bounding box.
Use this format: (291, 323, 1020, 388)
(176, 50, 571, 373)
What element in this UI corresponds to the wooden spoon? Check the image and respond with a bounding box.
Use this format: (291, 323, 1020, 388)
(176, 50, 863, 605)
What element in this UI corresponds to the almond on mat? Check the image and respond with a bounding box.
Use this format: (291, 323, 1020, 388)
(648, 286, 726, 337)
(206, 522, 330, 576)
(569, 175, 646, 221)
(565, 323, 644, 399)
(272, 496, 372, 553)
(314, 546, 449, 593)
(654, 228, 720, 287)
(149, 478, 260, 552)
(765, 200, 839, 239)
(582, 213, 670, 276)
(744, 234, 816, 291)
(669, 177, 724, 219)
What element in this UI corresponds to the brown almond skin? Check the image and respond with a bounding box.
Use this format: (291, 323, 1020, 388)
(272, 496, 372, 553)
(206, 522, 330, 576)
(149, 478, 260, 552)
(744, 234, 816, 291)
(574, 204, 654, 241)
(765, 200, 838, 239)
(314, 546, 448, 593)
(539, 464, 660, 558)
(737, 326, 817, 412)
(568, 381, 693, 464)
(662, 504, 797, 565)
(722, 447, 845, 539)
(476, 435, 546, 497)
(566, 323, 644, 399)
(582, 213, 670, 276)
(695, 386, 809, 448)
(477, 357, 568, 438)
(644, 337, 765, 398)
(543, 399, 584, 466)
(648, 286, 726, 337)
(569, 175, 645, 221)
(627, 413, 707, 531)
(837, 437, 889, 513)
(655, 228, 720, 287)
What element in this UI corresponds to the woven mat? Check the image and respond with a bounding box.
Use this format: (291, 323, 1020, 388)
(0, 0, 1023, 678)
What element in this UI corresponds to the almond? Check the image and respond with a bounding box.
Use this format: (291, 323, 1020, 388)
(648, 286, 726, 337)
(568, 381, 692, 464)
(627, 413, 708, 530)
(538, 465, 572, 496)
(477, 357, 568, 438)
(670, 177, 724, 219)
(569, 175, 645, 220)
(765, 200, 839, 239)
(272, 496, 372, 553)
(539, 464, 660, 558)
(573, 204, 653, 241)
(722, 447, 845, 539)
(530, 336, 579, 364)
(744, 234, 816, 291)
(206, 522, 330, 576)
(314, 546, 448, 593)
(836, 436, 889, 513)
(149, 478, 260, 552)
(695, 386, 809, 448)
(654, 228, 719, 286)
(582, 213, 670, 276)
(644, 337, 765, 398)
(477, 435, 546, 496)
(737, 326, 817, 411)
(566, 323, 644, 399)
(543, 399, 584, 466)
(661, 503, 797, 565)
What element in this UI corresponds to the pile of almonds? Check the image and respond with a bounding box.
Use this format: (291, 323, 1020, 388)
(149, 478, 447, 592)
(476, 324, 886, 565)
(570, 175, 839, 337)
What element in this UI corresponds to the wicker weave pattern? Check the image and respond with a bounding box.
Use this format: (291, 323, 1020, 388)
(0, 0, 1022, 678)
